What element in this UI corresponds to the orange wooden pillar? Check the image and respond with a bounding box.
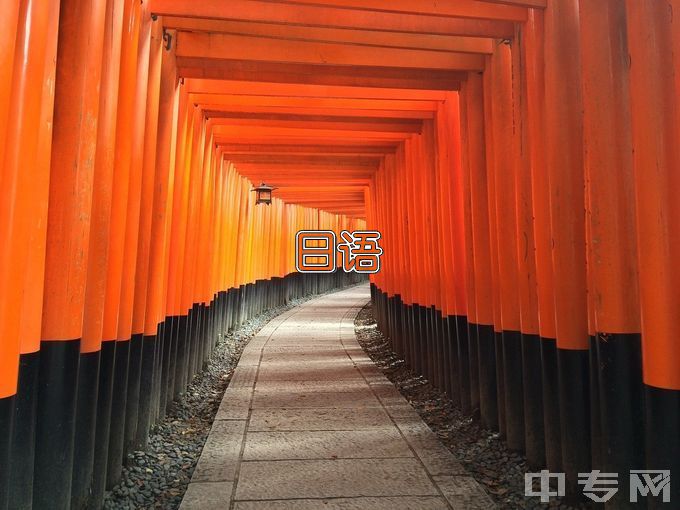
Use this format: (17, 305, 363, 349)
(488, 42, 525, 452)
(443, 96, 473, 413)
(512, 23, 544, 468)
(433, 108, 454, 399)
(35, 0, 107, 506)
(461, 73, 498, 431)
(117, 6, 151, 458)
(103, 0, 142, 488)
(404, 139, 420, 380)
(165, 84, 192, 402)
(458, 90, 480, 413)
(0, 3, 33, 507)
(441, 97, 472, 412)
(130, 18, 164, 450)
(482, 55, 506, 436)
(147, 34, 179, 422)
(1, 0, 58, 507)
(626, 1, 680, 505)
(522, 8, 562, 474)
(544, 0, 590, 496)
(578, 2, 644, 506)
(178, 109, 205, 389)
(82, 0, 125, 506)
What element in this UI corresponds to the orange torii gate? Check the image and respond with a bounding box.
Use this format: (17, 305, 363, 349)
(0, 0, 678, 509)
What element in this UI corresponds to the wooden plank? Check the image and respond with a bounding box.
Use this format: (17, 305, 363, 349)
(166, 18, 494, 54)
(203, 106, 435, 120)
(207, 117, 422, 133)
(151, 0, 515, 37)
(264, 0, 527, 21)
(191, 93, 439, 111)
(177, 58, 465, 90)
(185, 78, 450, 101)
(176, 32, 486, 71)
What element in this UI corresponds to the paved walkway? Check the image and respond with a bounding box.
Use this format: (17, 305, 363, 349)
(180, 284, 495, 510)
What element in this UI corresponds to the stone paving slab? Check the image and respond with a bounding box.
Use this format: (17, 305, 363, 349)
(181, 482, 234, 510)
(248, 407, 392, 432)
(233, 496, 450, 510)
(181, 284, 496, 510)
(243, 428, 412, 460)
(234, 458, 440, 500)
(192, 420, 247, 482)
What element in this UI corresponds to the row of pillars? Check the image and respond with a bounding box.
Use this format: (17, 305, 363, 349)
(369, 1, 679, 507)
(0, 0, 366, 508)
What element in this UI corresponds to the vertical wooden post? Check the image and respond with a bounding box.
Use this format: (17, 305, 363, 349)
(579, 2, 643, 506)
(626, 1, 680, 506)
(3, 0, 58, 506)
(463, 73, 498, 431)
(103, 0, 141, 488)
(544, 0, 590, 496)
(513, 23, 544, 468)
(85, 0, 125, 504)
(36, 0, 106, 506)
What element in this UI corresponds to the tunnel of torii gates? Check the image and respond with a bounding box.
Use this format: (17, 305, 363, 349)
(0, 0, 679, 508)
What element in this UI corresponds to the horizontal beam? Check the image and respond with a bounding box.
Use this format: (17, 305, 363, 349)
(206, 112, 424, 125)
(203, 106, 435, 120)
(216, 136, 401, 147)
(234, 163, 376, 172)
(262, 0, 527, 21)
(208, 117, 422, 133)
(219, 144, 395, 155)
(151, 0, 515, 38)
(185, 78, 451, 101)
(192, 94, 439, 111)
(212, 125, 411, 140)
(223, 154, 381, 165)
(167, 18, 495, 54)
(177, 58, 464, 90)
(176, 32, 487, 71)
(479, 0, 545, 8)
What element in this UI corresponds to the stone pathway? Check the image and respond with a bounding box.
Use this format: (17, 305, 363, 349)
(180, 284, 496, 510)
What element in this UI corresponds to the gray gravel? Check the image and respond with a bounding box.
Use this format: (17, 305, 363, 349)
(354, 304, 592, 510)
(103, 293, 323, 510)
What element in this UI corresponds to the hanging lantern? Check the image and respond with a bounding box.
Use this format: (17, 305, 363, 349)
(252, 182, 276, 205)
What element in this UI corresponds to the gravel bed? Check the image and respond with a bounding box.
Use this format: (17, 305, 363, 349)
(103, 292, 325, 510)
(354, 305, 592, 510)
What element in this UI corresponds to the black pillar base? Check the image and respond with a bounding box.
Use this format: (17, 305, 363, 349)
(596, 332, 644, 509)
(89, 340, 116, 510)
(71, 350, 100, 510)
(521, 333, 545, 468)
(0, 395, 14, 510)
(541, 338, 562, 473)
(106, 339, 130, 489)
(645, 385, 680, 509)
(557, 347, 590, 500)
(33, 340, 80, 510)
(503, 329, 525, 452)
(8, 351, 39, 510)
(477, 323, 498, 431)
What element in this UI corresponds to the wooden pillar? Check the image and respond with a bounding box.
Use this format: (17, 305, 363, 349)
(544, 0, 590, 496)
(489, 43, 525, 452)
(130, 18, 164, 450)
(578, 2, 644, 507)
(1, 0, 58, 507)
(35, 0, 106, 507)
(84, 0, 125, 505)
(513, 23, 544, 468)
(463, 73, 498, 431)
(626, 1, 680, 506)
(103, 0, 141, 488)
